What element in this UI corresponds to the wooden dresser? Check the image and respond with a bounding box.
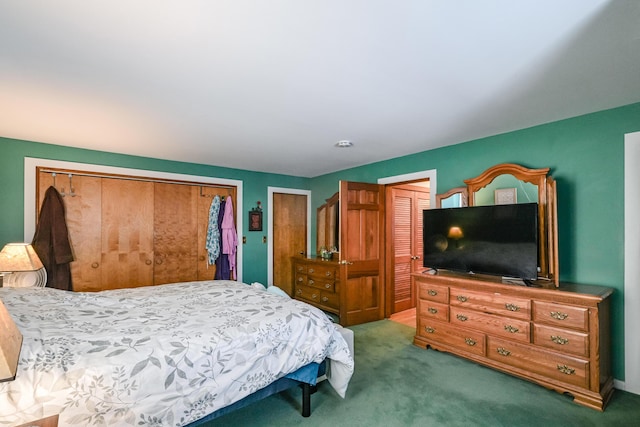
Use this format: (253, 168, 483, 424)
(413, 271, 614, 411)
(292, 257, 340, 320)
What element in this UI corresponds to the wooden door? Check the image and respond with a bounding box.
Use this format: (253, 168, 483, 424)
(273, 193, 307, 296)
(339, 181, 385, 326)
(37, 172, 103, 292)
(387, 185, 430, 314)
(154, 183, 199, 285)
(101, 178, 155, 288)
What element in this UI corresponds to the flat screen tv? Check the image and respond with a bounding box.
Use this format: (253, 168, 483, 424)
(422, 203, 539, 281)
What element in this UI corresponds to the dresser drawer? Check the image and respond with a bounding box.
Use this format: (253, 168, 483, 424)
(418, 300, 449, 322)
(295, 273, 308, 286)
(487, 336, 589, 388)
(450, 307, 530, 343)
(418, 282, 449, 304)
(418, 319, 485, 356)
(450, 288, 530, 320)
(533, 301, 589, 331)
(306, 265, 336, 280)
(533, 324, 589, 357)
(306, 276, 335, 292)
(295, 284, 338, 310)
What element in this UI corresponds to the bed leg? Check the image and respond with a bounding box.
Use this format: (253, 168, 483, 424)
(300, 383, 318, 417)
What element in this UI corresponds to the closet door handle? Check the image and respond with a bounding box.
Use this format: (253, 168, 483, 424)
(91, 262, 99, 269)
(145, 259, 152, 265)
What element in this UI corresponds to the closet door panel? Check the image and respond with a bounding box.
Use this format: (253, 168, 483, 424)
(101, 178, 154, 289)
(37, 172, 103, 292)
(66, 176, 103, 291)
(154, 183, 199, 285)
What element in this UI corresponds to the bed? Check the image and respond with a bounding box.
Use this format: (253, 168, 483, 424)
(0, 280, 354, 426)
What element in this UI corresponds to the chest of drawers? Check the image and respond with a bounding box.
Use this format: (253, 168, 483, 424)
(413, 271, 614, 411)
(292, 257, 340, 317)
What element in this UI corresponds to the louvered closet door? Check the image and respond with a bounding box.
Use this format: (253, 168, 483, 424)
(390, 185, 430, 313)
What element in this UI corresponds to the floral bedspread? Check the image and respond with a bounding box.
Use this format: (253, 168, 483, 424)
(0, 280, 354, 426)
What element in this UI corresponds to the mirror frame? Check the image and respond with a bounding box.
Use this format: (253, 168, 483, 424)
(463, 163, 558, 286)
(435, 186, 468, 208)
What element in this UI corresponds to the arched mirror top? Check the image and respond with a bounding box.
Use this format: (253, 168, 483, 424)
(464, 163, 549, 206)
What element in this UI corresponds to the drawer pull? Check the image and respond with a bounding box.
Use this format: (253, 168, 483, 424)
(297, 277, 304, 282)
(297, 289, 303, 295)
(322, 296, 329, 302)
(550, 311, 569, 320)
(325, 283, 331, 289)
(456, 295, 468, 302)
(557, 364, 576, 375)
(464, 338, 476, 346)
(308, 268, 315, 274)
(496, 347, 511, 356)
(551, 335, 569, 345)
(309, 280, 315, 286)
(456, 314, 468, 322)
(326, 271, 332, 277)
(504, 325, 519, 333)
(505, 303, 520, 312)
(428, 289, 438, 296)
(297, 266, 304, 272)
(312, 293, 318, 299)
(428, 307, 438, 314)
(424, 326, 435, 333)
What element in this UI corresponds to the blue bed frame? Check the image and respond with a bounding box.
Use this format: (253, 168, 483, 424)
(187, 361, 326, 425)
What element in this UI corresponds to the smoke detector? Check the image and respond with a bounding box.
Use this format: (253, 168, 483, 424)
(335, 140, 354, 148)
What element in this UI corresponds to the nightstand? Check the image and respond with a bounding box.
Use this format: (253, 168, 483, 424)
(15, 414, 59, 427)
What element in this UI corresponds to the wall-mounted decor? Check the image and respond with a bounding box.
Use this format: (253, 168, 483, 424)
(494, 188, 517, 205)
(249, 201, 263, 231)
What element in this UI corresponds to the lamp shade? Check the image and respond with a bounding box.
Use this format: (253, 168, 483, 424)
(0, 299, 22, 381)
(447, 226, 464, 240)
(0, 243, 44, 272)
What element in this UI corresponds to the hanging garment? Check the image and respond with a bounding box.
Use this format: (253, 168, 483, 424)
(215, 199, 230, 280)
(221, 195, 238, 279)
(32, 186, 74, 290)
(205, 195, 221, 266)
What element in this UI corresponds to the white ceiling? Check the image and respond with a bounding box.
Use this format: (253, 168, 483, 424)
(1, 1, 639, 177)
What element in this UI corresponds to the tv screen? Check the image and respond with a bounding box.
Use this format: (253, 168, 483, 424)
(422, 203, 539, 280)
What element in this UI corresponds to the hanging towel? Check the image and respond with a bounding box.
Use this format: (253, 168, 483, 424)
(32, 186, 74, 290)
(205, 195, 221, 266)
(221, 195, 238, 279)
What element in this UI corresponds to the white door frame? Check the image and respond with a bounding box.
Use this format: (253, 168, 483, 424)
(378, 169, 437, 205)
(624, 131, 640, 394)
(267, 187, 312, 286)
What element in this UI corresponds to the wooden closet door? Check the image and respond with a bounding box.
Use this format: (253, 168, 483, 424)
(387, 184, 430, 314)
(154, 183, 199, 285)
(37, 173, 103, 292)
(101, 178, 154, 288)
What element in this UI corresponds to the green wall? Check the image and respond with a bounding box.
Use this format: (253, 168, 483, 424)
(1, 101, 638, 381)
(0, 137, 310, 284)
(310, 102, 640, 381)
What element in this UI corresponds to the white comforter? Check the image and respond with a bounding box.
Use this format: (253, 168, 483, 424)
(0, 280, 354, 426)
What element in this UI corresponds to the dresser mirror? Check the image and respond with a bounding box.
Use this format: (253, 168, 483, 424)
(435, 186, 468, 208)
(463, 163, 558, 285)
(317, 192, 339, 254)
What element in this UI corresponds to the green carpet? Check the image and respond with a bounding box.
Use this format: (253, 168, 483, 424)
(211, 320, 640, 426)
